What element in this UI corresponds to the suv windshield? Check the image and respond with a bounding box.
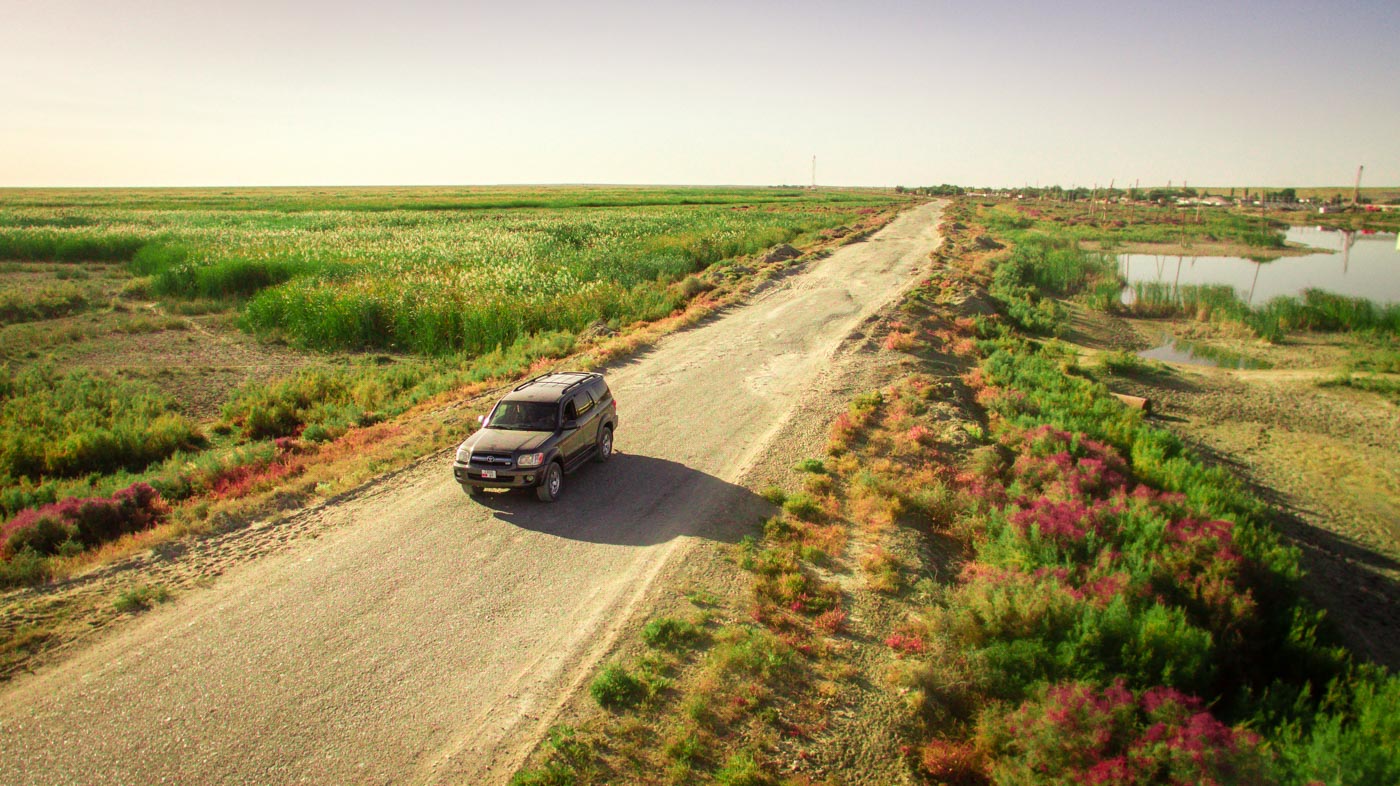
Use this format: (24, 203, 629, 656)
(485, 400, 557, 431)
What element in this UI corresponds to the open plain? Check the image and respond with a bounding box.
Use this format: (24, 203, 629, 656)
(0, 202, 943, 785)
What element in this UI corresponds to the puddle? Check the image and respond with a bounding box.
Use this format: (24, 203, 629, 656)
(1118, 227, 1400, 306)
(1137, 334, 1269, 370)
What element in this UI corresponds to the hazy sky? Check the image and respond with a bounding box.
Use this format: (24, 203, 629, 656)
(3, 0, 1397, 188)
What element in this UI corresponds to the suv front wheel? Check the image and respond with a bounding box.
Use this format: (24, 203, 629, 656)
(536, 461, 564, 502)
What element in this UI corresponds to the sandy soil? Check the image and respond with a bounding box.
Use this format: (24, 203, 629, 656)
(0, 203, 945, 785)
(1073, 310, 1400, 668)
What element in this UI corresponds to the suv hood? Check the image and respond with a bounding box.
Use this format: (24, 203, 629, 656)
(465, 429, 552, 454)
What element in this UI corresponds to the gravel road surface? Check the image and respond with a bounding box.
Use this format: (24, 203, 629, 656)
(0, 201, 943, 785)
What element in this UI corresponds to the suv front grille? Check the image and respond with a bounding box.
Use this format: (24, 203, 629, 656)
(471, 452, 514, 467)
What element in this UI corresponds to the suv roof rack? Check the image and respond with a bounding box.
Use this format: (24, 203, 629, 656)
(512, 371, 597, 393)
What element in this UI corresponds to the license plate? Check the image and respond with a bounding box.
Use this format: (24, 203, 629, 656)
(481, 470, 497, 479)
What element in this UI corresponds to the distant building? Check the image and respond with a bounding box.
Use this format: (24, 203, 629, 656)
(1175, 196, 1232, 207)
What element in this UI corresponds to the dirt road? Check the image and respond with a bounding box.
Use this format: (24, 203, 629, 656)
(0, 201, 943, 785)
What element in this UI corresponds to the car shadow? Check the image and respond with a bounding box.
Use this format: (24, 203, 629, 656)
(464, 452, 771, 548)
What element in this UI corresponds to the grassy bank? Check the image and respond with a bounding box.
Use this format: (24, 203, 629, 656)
(512, 200, 1397, 785)
(923, 202, 1398, 784)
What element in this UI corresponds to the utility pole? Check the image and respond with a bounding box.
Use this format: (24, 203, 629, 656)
(811, 155, 816, 190)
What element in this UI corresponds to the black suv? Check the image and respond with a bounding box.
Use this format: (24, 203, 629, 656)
(453, 372, 618, 502)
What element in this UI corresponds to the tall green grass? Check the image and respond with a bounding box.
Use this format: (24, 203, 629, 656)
(985, 232, 1116, 334)
(0, 367, 204, 481)
(0, 229, 149, 262)
(1125, 284, 1400, 341)
(0, 284, 90, 324)
(1, 190, 894, 354)
(981, 202, 1288, 249)
(131, 243, 332, 300)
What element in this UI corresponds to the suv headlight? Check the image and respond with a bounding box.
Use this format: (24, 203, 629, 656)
(516, 452, 545, 468)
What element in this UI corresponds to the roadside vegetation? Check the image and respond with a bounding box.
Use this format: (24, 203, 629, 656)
(515, 198, 1397, 784)
(0, 186, 905, 677)
(977, 200, 1400, 343)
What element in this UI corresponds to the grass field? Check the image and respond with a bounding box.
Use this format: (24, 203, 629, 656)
(0, 187, 897, 355)
(0, 186, 906, 584)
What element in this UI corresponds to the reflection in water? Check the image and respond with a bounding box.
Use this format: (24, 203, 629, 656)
(1137, 334, 1268, 370)
(1117, 227, 1400, 305)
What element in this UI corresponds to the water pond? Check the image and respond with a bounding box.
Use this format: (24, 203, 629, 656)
(1136, 333, 1269, 370)
(1118, 227, 1400, 306)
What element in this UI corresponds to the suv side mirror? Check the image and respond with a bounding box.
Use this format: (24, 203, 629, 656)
(562, 419, 579, 431)
(477, 414, 486, 427)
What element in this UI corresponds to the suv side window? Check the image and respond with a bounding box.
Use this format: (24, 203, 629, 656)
(573, 391, 595, 418)
(592, 380, 611, 405)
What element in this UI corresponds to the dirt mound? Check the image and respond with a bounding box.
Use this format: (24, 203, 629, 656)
(762, 243, 802, 262)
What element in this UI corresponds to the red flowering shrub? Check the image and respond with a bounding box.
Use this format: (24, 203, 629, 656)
(886, 632, 928, 656)
(206, 458, 303, 501)
(972, 427, 1262, 649)
(921, 738, 988, 785)
(813, 608, 847, 634)
(2, 482, 169, 558)
(884, 330, 919, 351)
(1003, 429, 1128, 503)
(979, 680, 1266, 785)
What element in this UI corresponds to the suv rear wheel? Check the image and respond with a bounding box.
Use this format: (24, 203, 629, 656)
(536, 461, 564, 502)
(594, 425, 614, 463)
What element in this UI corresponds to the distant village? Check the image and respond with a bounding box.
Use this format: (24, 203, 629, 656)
(895, 184, 1400, 212)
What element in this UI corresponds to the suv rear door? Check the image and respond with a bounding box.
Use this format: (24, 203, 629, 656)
(560, 391, 600, 465)
(568, 389, 602, 459)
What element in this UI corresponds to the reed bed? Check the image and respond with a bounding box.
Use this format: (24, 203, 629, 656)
(0, 189, 893, 354)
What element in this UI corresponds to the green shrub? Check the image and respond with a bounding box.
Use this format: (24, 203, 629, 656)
(113, 584, 171, 613)
(641, 617, 704, 653)
(714, 752, 770, 786)
(0, 367, 203, 480)
(508, 725, 595, 786)
(1097, 349, 1155, 376)
(0, 548, 49, 585)
(780, 492, 822, 521)
(709, 626, 793, 680)
(759, 486, 787, 506)
(0, 284, 90, 324)
(589, 663, 645, 710)
(1269, 669, 1400, 786)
